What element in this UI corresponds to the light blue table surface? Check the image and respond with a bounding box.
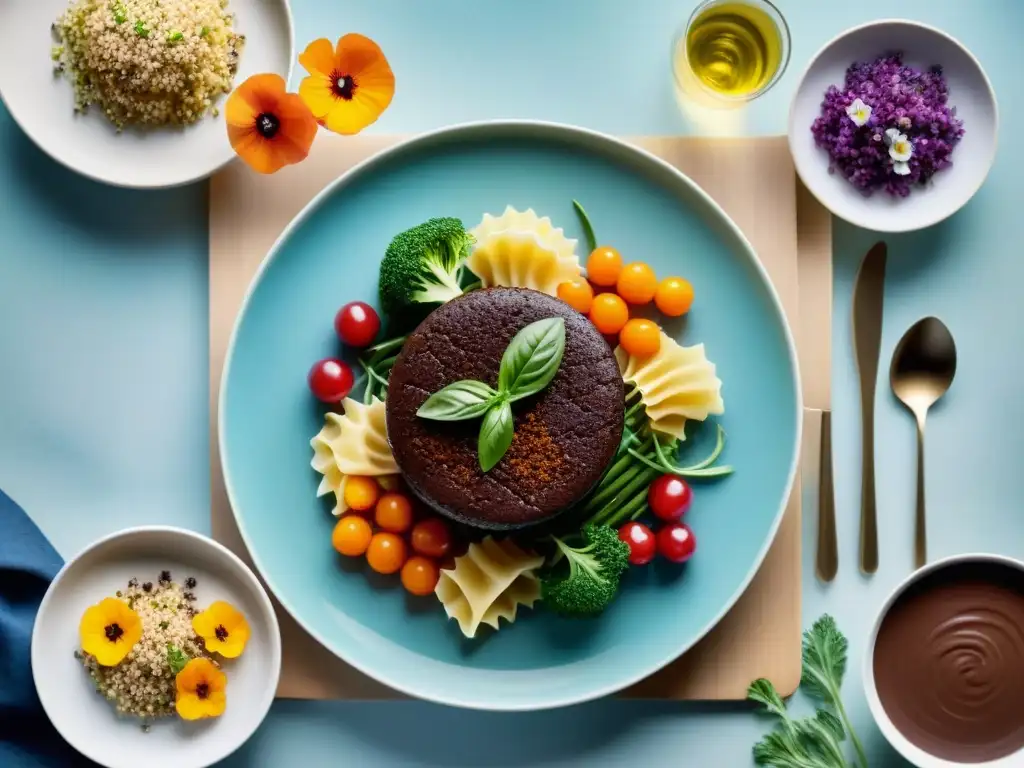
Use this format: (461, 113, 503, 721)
(1, 1, 1020, 765)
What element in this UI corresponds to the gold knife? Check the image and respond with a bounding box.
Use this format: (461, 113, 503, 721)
(852, 242, 887, 575)
(796, 182, 836, 582)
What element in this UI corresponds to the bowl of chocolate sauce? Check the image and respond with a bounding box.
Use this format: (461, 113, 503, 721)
(865, 555, 1024, 767)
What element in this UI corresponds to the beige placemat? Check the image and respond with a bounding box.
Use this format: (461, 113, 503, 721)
(210, 133, 823, 701)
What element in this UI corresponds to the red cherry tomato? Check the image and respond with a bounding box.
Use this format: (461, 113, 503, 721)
(618, 521, 656, 565)
(308, 358, 354, 403)
(647, 475, 693, 522)
(334, 301, 381, 348)
(657, 523, 696, 563)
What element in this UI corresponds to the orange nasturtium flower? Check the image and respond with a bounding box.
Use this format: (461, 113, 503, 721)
(225, 74, 318, 174)
(175, 658, 227, 721)
(298, 34, 395, 135)
(192, 600, 251, 659)
(79, 597, 142, 667)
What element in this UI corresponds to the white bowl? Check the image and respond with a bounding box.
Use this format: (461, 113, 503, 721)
(0, 0, 293, 188)
(864, 553, 1024, 768)
(789, 19, 998, 232)
(32, 526, 281, 768)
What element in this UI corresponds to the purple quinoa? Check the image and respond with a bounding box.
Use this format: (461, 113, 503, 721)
(810, 53, 965, 197)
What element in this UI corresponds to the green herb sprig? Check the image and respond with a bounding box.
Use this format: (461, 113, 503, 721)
(748, 615, 868, 768)
(417, 317, 566, 471)
(165, 644, 189, 676)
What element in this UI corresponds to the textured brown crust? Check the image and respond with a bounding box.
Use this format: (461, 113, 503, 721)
(386, 288, 624, 529)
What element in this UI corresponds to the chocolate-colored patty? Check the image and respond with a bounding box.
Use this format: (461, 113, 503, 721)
(386, 287, 624, 529)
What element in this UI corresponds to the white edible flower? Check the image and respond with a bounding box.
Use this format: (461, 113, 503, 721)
(893, 161, 911, 176)
(888, 132, 913, 162)
(846, 98, 872, 127)
(884, 128, 901, 145)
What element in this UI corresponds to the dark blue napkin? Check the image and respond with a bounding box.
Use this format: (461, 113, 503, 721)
(0, 489, 86, 766)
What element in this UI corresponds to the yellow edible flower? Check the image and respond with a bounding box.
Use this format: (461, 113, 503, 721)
(79, 597, 142, 667)
(175, 658, 227, 721)
(192, 601, 250, 658)
(298, 34, 395, 135)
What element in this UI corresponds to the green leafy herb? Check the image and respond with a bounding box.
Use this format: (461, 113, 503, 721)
(167, 30, 184, 43)
(478, 400, 514, 472)
(416, 317, 566, 471)
(498, 317, 566, 402)
(572, 199, 598, 254)
(166, 645, 189, 676)
(748, 616, 867, 768)
(134, 20, 149, 38)
(417, 380, 499, 421)
(112, 3, 127, 24)
(199, 26, 210, 38)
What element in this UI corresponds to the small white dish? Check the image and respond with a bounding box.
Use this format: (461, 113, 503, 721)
(789, 19, 998, 232)
(32, 526, 281, 768)
(864, 553, 1024, 768)
(0, 0, 293, 188)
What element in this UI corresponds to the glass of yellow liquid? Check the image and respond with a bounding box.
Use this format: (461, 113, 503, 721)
(672, 0, 791, 106)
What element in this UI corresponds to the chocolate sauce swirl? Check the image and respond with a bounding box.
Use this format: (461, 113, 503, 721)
(873, 561, 1024, 763)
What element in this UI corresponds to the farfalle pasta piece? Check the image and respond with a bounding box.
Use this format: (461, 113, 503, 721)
(615, 333, 724, 441)
(311, 397, 399, 516)
(434, 537, 544, 639)
(467, 206, 581, 295)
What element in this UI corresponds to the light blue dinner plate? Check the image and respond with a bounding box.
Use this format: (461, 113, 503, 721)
(220, 121, 801, 711)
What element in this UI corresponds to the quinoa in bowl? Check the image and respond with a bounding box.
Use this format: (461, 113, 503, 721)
(52, 0, 245, 130)
(76, 572, 210, 720)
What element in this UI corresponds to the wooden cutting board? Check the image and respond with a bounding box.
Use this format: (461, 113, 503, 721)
(209, 132, 827, 701)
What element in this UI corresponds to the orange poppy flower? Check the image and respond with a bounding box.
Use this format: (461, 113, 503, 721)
(175, 658, 227, 721)
(225, 74, 318, 174)
(298, 34, 395, 136)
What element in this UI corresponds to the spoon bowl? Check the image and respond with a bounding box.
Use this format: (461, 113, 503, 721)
(890, 317, 957, 569)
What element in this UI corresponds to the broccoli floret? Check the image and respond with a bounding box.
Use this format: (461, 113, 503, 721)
(378, 217, 473, 316)
(540, 524, 630, 618)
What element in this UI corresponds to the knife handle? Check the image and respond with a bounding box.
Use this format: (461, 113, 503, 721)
(860, 402, 879, 574)
(816, 410, 838, 582)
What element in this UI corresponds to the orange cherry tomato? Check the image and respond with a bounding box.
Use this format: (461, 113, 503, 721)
(586, 246, 623, 287)
(331, 515, 373, 557)
(616, 262, 658, 305)
(375, 492, 414, 533)
(343, 476, 380, 512)
(401, 556, 441, 596)
(366, 532, 408, 575)
(619, 318, 662, 358)
(654, 276, 694, 317)
(410, 517, 453, 559)
(589, 293, 630, 335)
(556, 278, 594, 314)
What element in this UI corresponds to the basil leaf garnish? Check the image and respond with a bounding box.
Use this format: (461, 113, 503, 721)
(414, 315, 566, 472)
(497, 317, 566, 402)
(416, 380, 499, 421)
(478, 400, 514, 472)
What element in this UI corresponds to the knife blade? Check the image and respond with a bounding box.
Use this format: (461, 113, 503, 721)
(796, 181, 836, 581)
(852, 242, 887, 575)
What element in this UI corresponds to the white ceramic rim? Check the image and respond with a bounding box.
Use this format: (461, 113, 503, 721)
(217, 119, 804, 711)
(31, 525, 282, 767)
(787, 18, 1000, 233)
(863, 552, 1024, 768)
(0, 1, 295, 190)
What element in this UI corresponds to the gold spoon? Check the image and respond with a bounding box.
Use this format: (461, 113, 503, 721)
(889, 317, 956, 570)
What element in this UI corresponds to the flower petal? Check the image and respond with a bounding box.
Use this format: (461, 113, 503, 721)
(299, 38, 337, 78)
(298, 74, 338, 120)
(175, 694, 205, 720)
(191, 609, 218, 640)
